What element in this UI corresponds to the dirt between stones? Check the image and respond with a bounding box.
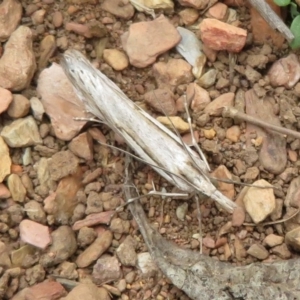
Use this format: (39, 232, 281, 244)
(0, 0, 300, 299)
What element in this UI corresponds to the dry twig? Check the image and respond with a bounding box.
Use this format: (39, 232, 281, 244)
(247, 0, 294, 42)
(124, 154, 300, 300)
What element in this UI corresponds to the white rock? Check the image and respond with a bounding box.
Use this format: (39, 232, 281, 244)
(176, 27, 206, 78)
(243, 179, 276, 223)
(137, 252, 158, 275)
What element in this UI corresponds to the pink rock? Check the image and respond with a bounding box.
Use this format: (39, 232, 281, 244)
(37, 63, 92, 141)
(68, 132, 94, 160)
(207, 2, 228, 20)
(0, 0, 22, 42)
(144, 88, 177, 116)
(268, 54, 300, 89)
(25, 280, 66, 300)
(203, 236, 215, 248)
(199, 18, 247, 52)
(212, 165, 235, 200)
(204, 92, 234, 116)
(188, 82, 211, 113)
(0, 26, 36, 91)
(19, 220, 51, 249)
(72, 211, 115, 231)
(65, 22, 92, 38)
(231, 206, 245, 227)
(152, 59, 193, 87)
(121, 15, 181, 68)
(0, 87, 12, 114)
(182, 130, 199, 146)
(101, 0, 134, 20)
(88, 127, 107, 144)
(178, 0, 215, 9)
(0, 183, 11, 199)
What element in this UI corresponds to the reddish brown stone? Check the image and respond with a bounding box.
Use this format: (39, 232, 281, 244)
(199, 18, 247, 52)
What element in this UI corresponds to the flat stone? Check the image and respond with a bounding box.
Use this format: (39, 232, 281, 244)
(103, 49, 129, 71)
(101, 0, 134, 19)
(72, 211, 114, 231)
(272, 244, 292, 259)
(116, 236, 137, 267)
(231, 206, 245, 227)
(199, 18, 247, 52)
(211, 165, 235, 200)
(25, 280, 67, 300)
(153, 58, 193, 87)
(60, 283, 108, 300)
(19, 220, 51, 249)
(0, 137, 11, 183)
(7, 94, 30, 118)
(76, 230, 113, 268)
(121, 15, 181, 68)
(144, 88, 177, 116)
(40, 226, 77, 267)
(1, 116, 42, 147)
(247, 244, 269, 260)
(48, 150, 79, 181)
(264, 234, 284, 248)
(178, 0, 214, 9)
(243, 179, 276, 223)
(285, 227, 300, 252)
(68, 132, 94, 161)
(0, 0, 22, 42)
(189, 82, 211, 113)
(178, 8, 199, 26)
(65, 22, 92, 38)
(207, 2, 228, 20)
(226, 125, 241, 142)
(37, 63, 91, 141)
(268, 54, 300, 89)
(0, 26, 36, 91)
(204, 92, 234, 116)
(0, 87, 13, 114)
(92, 256, 121, 285)
(7, 174, 26, 202)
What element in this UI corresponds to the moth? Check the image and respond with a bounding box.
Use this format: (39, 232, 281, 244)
(60, 49, 237, 213)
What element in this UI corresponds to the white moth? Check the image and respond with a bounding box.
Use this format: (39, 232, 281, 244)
(60, 49, 237, 213)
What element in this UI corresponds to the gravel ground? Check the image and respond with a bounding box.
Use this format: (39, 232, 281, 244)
(0, 0, 300, 299)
